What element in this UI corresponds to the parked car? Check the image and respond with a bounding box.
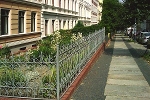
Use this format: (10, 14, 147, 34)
(138, 32, 150, 44)
(135, 31, 141, 42)
(147, 38, 150, 49)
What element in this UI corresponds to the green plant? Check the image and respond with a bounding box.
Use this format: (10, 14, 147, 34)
(73, 21, 84, 28)
(143, 52, 150, 62)
(72, 21, 103, 36)
(0, 68, 26, 86)
(42, 67, 56, 98)
(59, 29, 72, 45)
(30, 35, 57, 61)
(42, 67, 56, 86)
(0, 45, 11, 58)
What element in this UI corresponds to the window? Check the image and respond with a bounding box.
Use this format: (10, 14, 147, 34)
(59, 20, 61, 29)
(68, 0, 69, 9)
(63, 21, 65, 28)
(1, 9, 9, 35)
(45, 20, 48, 35)
(20, 47, 26, 51)
(68, 21, 69, 29)
(64, 0, 66, 9)
(31, 12, 36, 32)
(52, 0, 54, 6)
(59, 0, 61, 8)
(52, 20, 55, 32)
(72, 0, 74, 11)
(45, 0, 48, 4)
(18, 11, 25, 33)
(75, 1, 76, 12)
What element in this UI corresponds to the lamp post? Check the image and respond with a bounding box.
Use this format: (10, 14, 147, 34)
(134, 8, 140, 43)
(134, 18, 136, 43)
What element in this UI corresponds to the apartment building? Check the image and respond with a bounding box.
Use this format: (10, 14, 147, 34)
(98, 0, 103, 22)
(41, 0, 79, 37)
(41, 0, 101, 37)
(91, 0, 99, 25)
(0, 0, 42, 54)
(78, 0, 91, 26)
(0, 0, 103, 54)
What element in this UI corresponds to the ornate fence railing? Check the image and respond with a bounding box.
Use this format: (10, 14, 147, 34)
(0, 28, 105, 100)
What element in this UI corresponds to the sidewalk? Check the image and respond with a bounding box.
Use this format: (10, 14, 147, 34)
(71, 34, 150, 100)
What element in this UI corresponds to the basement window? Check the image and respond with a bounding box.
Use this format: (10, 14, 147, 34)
(20, 47, 26, 51)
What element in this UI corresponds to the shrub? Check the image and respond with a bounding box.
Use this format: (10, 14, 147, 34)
(0, 45, 11, 58)
(59, 29, 72, 45)
(73, 21, 84, 28)
(72, 21, 103, 36)
(30, 31, 61, 60)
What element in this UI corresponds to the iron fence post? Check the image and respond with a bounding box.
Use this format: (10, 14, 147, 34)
(95, 32, 97, 52)
(88, 34, 90, 57)
(56, 45, 60, 100)
(103, 27, 105, 42)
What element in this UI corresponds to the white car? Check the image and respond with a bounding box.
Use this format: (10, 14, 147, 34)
(139, 32, 150, 44)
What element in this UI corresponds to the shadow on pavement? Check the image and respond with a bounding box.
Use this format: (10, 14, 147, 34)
(124, 37, 150, 86)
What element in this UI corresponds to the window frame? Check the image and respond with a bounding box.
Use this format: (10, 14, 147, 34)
(68, 0, 69, 10)
(64, 0, 66, 9)
(1, 9, 9, 36)
(59, 0, 61, 8)
(31, 12, 36, 32)
(45, 0, 48, 4)
(52, 0, 54, 6)
(18, 10, 25, 33)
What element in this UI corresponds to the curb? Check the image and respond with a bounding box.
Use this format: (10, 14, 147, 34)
(61, 40, 110, 100)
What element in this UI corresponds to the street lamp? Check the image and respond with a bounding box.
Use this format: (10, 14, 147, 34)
(134, 18, 136, 43)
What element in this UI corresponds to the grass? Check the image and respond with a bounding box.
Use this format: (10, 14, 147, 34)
(142, 51, 150, 63)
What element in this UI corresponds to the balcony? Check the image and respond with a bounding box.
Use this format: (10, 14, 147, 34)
(42, 4, 78, 18)
(7, 0, 42, 6)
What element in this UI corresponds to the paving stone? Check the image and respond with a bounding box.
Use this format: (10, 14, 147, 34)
(105, 84, 150, 94)
(109, 65, 139, 69)
(109, 67, 141, 71)
(105, 89, 150, 98)
(107, 74, 146, 80)
(108, 70, 143, 75)
(105, 96, 150, 100)
(111, 59, 135, 63)
(107, 79, 149, 86)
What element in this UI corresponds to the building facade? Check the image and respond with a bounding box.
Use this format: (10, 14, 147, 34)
(41, 0, 79, 37)
(41, 0, 101, 37)
(98, 0, 103, 22)
(0, 0, 42, 54)
(78, 0, 91, 26)
(0, 0, 103, 54)
(91, 0, 99, 25)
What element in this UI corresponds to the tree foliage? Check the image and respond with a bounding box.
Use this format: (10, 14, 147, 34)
(122, 0, 150, 27)
(100, 0, 125, 33)
(100, 0, 150, 32)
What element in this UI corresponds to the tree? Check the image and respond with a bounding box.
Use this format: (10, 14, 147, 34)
(123, 0, 150, 26)
(100, 0, 125, 33)
(100, 0, 150, 32)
